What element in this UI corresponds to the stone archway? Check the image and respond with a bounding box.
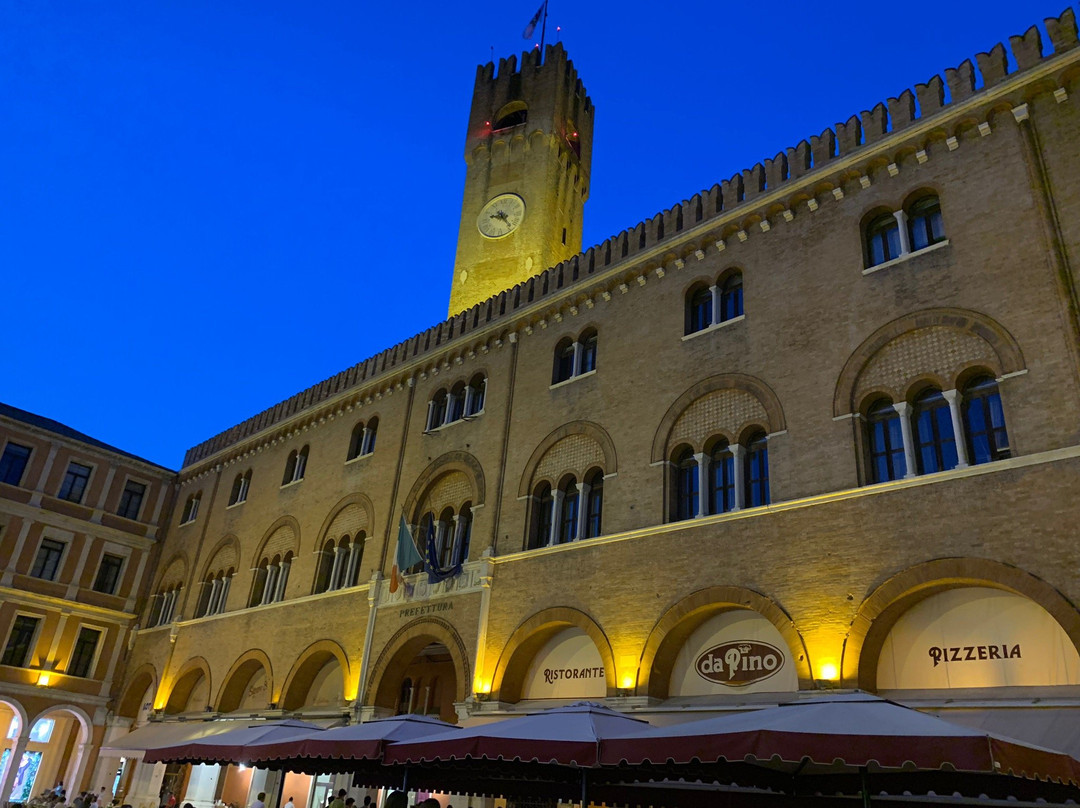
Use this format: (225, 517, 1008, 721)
(163, 657, 212, 714)
(216, 650, 273, 713)
(279, 640, 350, 712)
(490, 607, 616, 702)
(25, 704, 93, 796)
(639, 585, 812, 698)
(843, 557, 1080, 689)
(364, 618, 469, 723)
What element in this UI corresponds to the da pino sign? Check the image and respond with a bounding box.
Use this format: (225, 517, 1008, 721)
(696, 641, 786, 687)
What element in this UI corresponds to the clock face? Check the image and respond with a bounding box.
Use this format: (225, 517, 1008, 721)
(477, 193, 525, 239)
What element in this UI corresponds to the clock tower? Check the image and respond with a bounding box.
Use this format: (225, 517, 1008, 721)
(449, 43, 594, 316)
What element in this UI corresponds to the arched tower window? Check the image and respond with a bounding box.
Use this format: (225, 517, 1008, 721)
(557, 476, 579, 544)
(686, 284, 713, 335)
(530, 483, 554, 549)
(906, 194, 945, 252)
(865, 211, 902, 267)
(584, 469, 603, 538)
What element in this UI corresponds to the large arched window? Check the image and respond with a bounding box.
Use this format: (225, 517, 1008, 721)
(675, 448, 699, 522)
(708, 440, 735, 515)
(866, 399, 906, 483)
(865, 211, 902, 267)
(906, 194, 945, 252)
(313, 540, 335, 594)
(427, 390, 448, 430)
(962, 376, 1010, 464)
(492, 101, 528, 131)
(447, 382, 466, 424)
(719, 273, 743, 322)
(912, 388, 958, 474)
(744, 431, 770, 507)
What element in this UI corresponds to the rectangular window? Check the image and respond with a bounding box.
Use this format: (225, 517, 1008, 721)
(0, 443, 32, 486)
(93, 553, 125, 595)
(117, 480, 146, 520)
(2, 615, 41, 667)
(30, 538, 66, 581)
(57, 461, 92, 503)
(67, 627, 101, 678)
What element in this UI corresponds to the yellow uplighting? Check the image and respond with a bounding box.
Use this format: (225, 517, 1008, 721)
(473, 677, 491, 695)
(36, 672, 51, 687)
(818, 661, 839, 681)
(619, 674, 635, 690)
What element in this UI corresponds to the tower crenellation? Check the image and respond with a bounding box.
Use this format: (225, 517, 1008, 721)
(450, 42, 595, 316)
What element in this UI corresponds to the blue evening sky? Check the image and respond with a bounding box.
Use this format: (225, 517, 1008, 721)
(0, 0, 1066, 468)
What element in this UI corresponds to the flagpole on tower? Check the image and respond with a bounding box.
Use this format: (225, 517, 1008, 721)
(539, 0, 549, 61)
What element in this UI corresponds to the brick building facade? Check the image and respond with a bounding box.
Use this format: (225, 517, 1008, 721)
(4, 7, 1080, 808)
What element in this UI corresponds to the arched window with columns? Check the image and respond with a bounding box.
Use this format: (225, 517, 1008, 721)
(426, 375, 487, 430)
(708, 439, 736, 515)
(348, 419, 378, 460)
(744, 430, 770, 507)
(670, 429, 770, 520)
(195, 568, 234, 618)
(674, 447, 699, 522)
(529, 483, 554, 549)
(249, 551, 292, 607)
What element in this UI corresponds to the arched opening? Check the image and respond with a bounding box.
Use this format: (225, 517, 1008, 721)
(163, 665, 210, 715)
(280, 644, 348, 713)
(387, 642, 458, 723)
(216, 657, 271, 714)
(4, 706, 91, 803)
(367, 624, 468, 724)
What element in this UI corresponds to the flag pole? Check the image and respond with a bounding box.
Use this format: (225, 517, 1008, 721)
(538, 0, 549, 62)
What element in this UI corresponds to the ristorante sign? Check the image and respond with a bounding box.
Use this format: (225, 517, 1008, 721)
(696, 641, 785, 687)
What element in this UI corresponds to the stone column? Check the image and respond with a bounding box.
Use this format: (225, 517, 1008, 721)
(125, 760, 166, 808)
(693, 453, 707, 518)
(731, 445, 746, 511)
(574, 482, 590, 539)
(274, 560, 290, 600)
(549, 490, 564, 545)
(328, 547, 344, 592)
(183, 764, 221, 808)
(892, 209, 912, 255)
(219, 576, 232, 613)
(942, 389, 969, 468)
(709, 284, 719, 326)
(571, 341, 583, 377)
(0, 733, 28, 804)
(894, 401, 918, 478)
(450, 515, 466, 564)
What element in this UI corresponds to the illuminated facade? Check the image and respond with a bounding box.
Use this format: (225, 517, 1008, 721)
(5, 8, 1080, 808)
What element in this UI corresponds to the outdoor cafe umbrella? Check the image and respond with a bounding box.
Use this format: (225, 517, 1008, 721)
(598, 693, 1080, 803)
(243, 714, 458, 775)
(382, 702, 652, 801)
(143, 719, 326, 765)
